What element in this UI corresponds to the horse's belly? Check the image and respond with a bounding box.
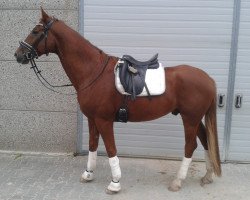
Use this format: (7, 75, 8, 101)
(126, 94, 174, 122)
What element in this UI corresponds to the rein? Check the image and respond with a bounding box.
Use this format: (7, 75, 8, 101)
(29, 58, 76, 95)
(19, 18, 75, 95)
(77, 55, 110, 93)
(29, 54, 110, 96)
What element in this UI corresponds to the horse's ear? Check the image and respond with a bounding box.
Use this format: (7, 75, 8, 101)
(40, 7, 49, 22)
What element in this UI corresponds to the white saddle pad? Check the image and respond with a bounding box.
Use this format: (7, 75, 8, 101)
(114, 62, 166, 96)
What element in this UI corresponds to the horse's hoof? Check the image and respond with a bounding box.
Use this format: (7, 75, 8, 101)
(168, 185, 181, 192)
(168, 179, 181, 192)
(80, 176, 89, 183)
(80, 170, 94, 183)
(106, 181, 121, 194)
(200, 176, 213, 186)
(105, 188, 119, 195)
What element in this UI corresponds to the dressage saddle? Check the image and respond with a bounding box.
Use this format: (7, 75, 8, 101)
(118, 53, 159, 100)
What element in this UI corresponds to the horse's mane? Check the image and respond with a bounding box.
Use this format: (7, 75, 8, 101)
(84, 39, 104, 55)
(55, 18, 104, 55)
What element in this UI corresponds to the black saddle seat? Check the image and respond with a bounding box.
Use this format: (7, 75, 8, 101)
(118, 53, 160, 100)
(122, 53, 158, 68)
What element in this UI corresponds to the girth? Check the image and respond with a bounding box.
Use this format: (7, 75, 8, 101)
(117, 54, 159, 100)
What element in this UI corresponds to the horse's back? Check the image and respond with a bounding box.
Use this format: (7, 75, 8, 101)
(166, 65, 215, 94)
(165, 65, 216, 117)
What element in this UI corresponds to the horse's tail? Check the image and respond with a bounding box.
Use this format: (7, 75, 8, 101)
(205, 93, 222, 177)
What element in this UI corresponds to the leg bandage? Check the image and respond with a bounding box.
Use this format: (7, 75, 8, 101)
(169, 157, 192, 191)
(204, 150, 213, 171)
(177, 157, 192, 180)
(81, 151, 97, 181)
(87, 151, 97, 171)
(107, 156, 121, 192)
(109, 156, 121, 182)
(200, 150, 214, 186)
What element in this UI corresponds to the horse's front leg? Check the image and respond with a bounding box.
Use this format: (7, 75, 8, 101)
(81, 118, 100, 182)
(95, 118, 121, 194)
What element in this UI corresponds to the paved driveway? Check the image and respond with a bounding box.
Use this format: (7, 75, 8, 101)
(0, 153, 249, 200)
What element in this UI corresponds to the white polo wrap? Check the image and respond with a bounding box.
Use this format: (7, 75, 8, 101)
(87, 151, 97, 171)
(204, 150, 213, 170)
(109, 156, 121, 182)
(177, 157, 192, 180)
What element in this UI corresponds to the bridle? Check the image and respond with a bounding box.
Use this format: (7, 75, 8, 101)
(19, 17, 111, 95)
(20, 18, 55, 60)
(19, 18, 75, 95)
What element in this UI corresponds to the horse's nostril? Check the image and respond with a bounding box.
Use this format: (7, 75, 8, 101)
(14, 52, 17, 57)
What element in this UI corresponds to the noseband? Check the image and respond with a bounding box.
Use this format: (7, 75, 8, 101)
(19, 40, 39, 60)
(19, 18, 74, 95)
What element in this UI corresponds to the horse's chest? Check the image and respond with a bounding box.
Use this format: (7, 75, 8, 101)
(78, 94, 113, 119)
(78, 97, 97, 115)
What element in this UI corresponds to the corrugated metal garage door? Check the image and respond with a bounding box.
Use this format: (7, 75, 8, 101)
(80, 0, 233, 159)
(228, 0, 250, 161)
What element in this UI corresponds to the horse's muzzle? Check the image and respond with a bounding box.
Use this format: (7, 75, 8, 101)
(14, 51, 30, 64)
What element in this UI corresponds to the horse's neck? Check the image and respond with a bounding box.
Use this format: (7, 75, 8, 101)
(53, 22, 104, 91)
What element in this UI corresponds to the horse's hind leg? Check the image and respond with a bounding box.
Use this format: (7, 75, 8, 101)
(169, 116, 199, 192)
(81, 118, 100, 182)
(197, 122, 214, 186)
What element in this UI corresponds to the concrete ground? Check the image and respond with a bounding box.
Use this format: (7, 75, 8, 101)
(0, 153, 249, 200)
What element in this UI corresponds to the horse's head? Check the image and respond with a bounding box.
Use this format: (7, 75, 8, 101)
(14, 8, 57, 64)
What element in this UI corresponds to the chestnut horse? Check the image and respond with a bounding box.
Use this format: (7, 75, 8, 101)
(15, 9, 221, 193)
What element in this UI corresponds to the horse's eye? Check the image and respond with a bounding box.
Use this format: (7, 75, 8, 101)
(32, 30, 39, 35)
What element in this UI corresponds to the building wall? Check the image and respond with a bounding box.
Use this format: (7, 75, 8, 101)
(81, 0, 233, 160)
(80, 0, 250, 162)
(0, 1, 79, 153)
